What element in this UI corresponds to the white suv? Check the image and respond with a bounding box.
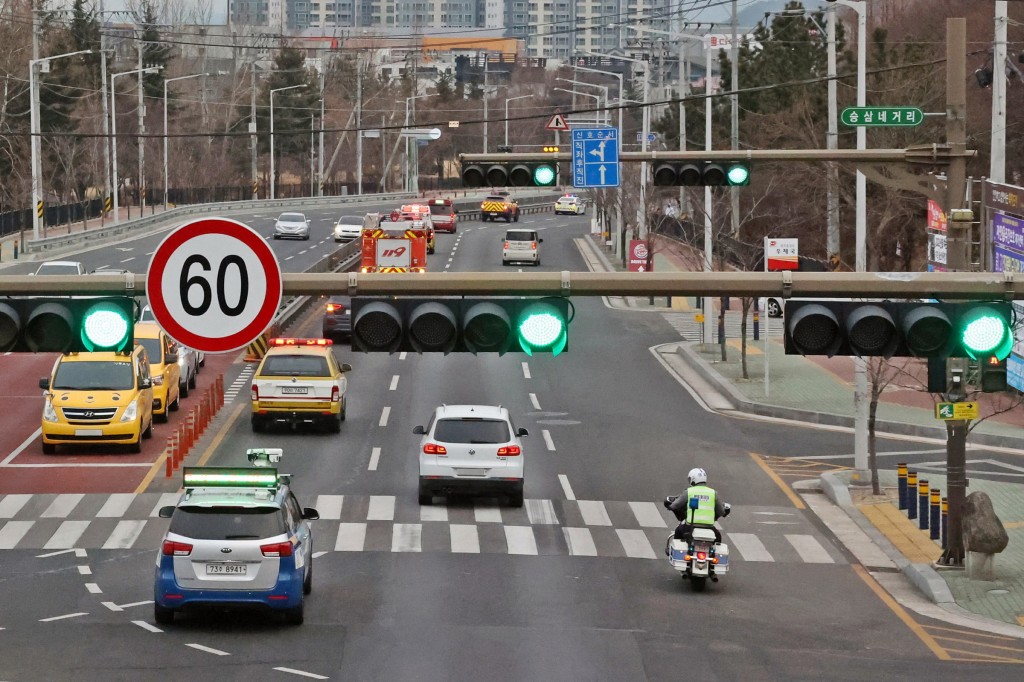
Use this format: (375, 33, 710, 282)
(414, 404, 528, 507)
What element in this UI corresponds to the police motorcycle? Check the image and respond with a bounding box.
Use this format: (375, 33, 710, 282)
(664, 495, 731, 592)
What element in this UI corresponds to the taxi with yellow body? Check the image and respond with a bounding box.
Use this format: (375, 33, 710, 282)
(134, 322, 181, 422)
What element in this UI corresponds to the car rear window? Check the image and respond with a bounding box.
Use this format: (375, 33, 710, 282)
(53, 361, 134, 390)
(260, 354, 331, 377)
(434, 418, 511, 444)
(169, 506, 286, 540)
(506, 231, 535, 242)
(429, 204, 451, 216)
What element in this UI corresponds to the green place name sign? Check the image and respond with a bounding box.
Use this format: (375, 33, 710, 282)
(840, 107, 924, 127)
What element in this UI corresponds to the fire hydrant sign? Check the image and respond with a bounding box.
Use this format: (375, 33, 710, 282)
(764, 238, 799, 271)
(146, 217, 283, 354)
(628, 240, 651, 272)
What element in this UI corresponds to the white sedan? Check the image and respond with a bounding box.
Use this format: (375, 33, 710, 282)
(554, 196, 586, 215)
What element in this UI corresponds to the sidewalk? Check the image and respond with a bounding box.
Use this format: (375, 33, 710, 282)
(587, 233, 1024, 630)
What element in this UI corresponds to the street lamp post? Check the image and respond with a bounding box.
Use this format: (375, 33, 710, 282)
(405, 93, 437, 193)
(111, 65, 160, 226)
(164, 73, 207, 210)
(270, 84, 307, 200)
(557, 78, 609, 125)
(29, 49, 92, 241)
(504, 94, 534, 148)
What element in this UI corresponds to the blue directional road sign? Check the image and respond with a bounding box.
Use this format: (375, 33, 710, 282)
(572, 127, 620, 188)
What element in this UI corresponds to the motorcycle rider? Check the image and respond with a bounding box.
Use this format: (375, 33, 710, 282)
(665, 467, 729, 550)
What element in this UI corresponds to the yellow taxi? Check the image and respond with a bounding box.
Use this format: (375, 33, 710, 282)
(134, 322, 181, 422)
(39, 345, 155, 454)
(250, 338, 352, 433)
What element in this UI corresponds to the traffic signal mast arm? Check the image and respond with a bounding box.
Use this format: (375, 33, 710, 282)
(1, 271, 1018, 299)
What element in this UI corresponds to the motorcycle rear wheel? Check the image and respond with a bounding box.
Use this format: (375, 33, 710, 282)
(690, 576, 707, 592)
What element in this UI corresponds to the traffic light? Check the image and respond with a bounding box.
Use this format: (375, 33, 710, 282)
(0, 297, 136, 353)
(652, 161, 750, 186)
(462, 161, 559, 187)
(542, 146, 560, 153)
(980, 355, 1008, 392)
(350, 297, 571, 355)
(784, 301, 1013, 359)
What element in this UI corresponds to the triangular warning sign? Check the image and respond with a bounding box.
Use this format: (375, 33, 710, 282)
(545, 112, 569, 131)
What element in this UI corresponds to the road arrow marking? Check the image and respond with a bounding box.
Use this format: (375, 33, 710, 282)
(36, 548, 87, 559)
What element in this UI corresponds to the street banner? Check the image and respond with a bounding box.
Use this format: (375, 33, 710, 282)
(992, 212, 1024, 253)
(628, 240, 651, 272)
(764, 238, 798, 271)
(926, 199, 947, 232)
(994, 244, 1024, 274)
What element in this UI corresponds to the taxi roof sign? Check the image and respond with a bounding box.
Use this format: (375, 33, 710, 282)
(269, 338, 333, 347)
(183, 467, 279, 488)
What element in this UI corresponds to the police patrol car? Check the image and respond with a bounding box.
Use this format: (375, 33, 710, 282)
(153, 449, 319, 625)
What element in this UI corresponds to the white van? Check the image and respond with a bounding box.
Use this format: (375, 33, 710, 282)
(502, 229, 542, 266)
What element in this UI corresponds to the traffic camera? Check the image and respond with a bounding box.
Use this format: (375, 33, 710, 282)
(350, 297, 571, 355)
(0, 296, 136, 353)
(652, 161, 750, 186)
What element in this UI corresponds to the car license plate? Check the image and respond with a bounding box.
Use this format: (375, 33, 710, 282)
(454, 468, 488, 477)
(206, 563, 247, 575)
(75, 429, 103, 436)
(281, 386, 308, 394)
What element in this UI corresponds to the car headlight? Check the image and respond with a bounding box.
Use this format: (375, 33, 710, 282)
(120, 398, 139, 423)
(42, 400, 58, 423)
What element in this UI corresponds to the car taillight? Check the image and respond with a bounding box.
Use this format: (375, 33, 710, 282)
(504, 241, 510, 248)
(696, 551, 707, 561)
(497, 445, 521, 456)
(162, 540, 192, 556)
(326, 302, 344, 313)
(261, 541, 293, 558)
(424, 443, 447, 455)
(251, 385, 259, 401)
(531, 242, 537, 250)
(331, 385, 340, 402)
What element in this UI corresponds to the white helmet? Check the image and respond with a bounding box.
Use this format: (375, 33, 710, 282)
(687, 467, 708, 486)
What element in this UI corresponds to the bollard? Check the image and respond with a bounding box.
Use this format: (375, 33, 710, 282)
(930, 488, 941, 540)
(753, 311, 760, 341)
(165, 446, 173, 477)
(906, 471, 918, 519)
(941, 497, 948, 549)
(918, 479, 929, 530)
(13, 242, 18, 259)
(897, 463, 908, 510)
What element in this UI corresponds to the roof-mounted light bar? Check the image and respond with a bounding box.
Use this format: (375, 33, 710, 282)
(183, 467, 278, 488)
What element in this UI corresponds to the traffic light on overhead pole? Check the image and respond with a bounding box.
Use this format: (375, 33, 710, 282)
(652, 161, 750, 187)
(980, 355, 1008, 392)
(0, 297, 136, 354)
(784, 301, 1014, 359)
(462, 160, 559, 188)
(350, 297, 571, 355)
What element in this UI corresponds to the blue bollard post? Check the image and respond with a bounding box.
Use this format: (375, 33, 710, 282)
(906, 471, 918, 520)
(918, 479, 929, 530)
(930, 489, 941, 540)
(897, 463, 908, 510)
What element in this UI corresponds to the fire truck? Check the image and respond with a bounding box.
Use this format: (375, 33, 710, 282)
(360, 211, 429, 273)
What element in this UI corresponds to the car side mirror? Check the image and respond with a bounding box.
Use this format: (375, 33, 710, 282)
(39, 377, 50, 390)
(158, 505, 175, 518)
(517, 427, 529, 437)
(165, 351, 177, 363)
(303, 507, 320, 520)
(341, 363, 352, 372)
(538, 238, 544, 243)
(413, 425, 426, 435)
(140, 377, 152, 389)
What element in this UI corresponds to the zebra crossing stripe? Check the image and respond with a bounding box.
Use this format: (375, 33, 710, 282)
(563, 527, 598, 556)
(505, 526, 538, 555)
(419, 505, 448, 522)
(729, 533, 774, 561)
(42, 494, 84, 518)
(335, 523, 366, 551)
(785, 534, 835, 563)
(43, 520, 90, 549)
(526, 499, 559, 524)
(314, 495, 343, 520)
(96, 494, 136, 518)
(616, 529, 657, 559)
(150, 493, 179, 517)
(0, 521, 32, 549)
(0, 494, 31, 518)
(450, 524, 480, 553)
(474, 506, 502, 523)
(629, 501, 667, 528)
(392, 523, 422, 552)
(577, 500, 612, 526)
(102, 520, 147, 549)
(367, 495, 395, 521)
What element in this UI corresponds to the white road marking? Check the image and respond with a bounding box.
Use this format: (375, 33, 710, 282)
(728, 533, 774, 561)
(504, 526, 538, 555)
(78, 565, 91, 575)
(43, 520, 90, 549)
(578, 500, 613, 526)
(150, 493, 180, 517)
(40, 613, 88, 622)
(368, 447, 381, 471)
(102, 520, 147, 549)
(521, 362, 531, 379)
(379, 406, 391, 427)
(85, 583, 101, 594)
(120, 257, 134, 263)
(367, 495, 395, 521)
(389, 375, 400, 390)
(399, 351, 407, 360)
(34, 548, 86, 558)
(313, 495, 343, 520)
(133, 620, 162, 633)
(42, 494, 84, 518)
(616, 529, 656, 558)
(392, 523, 422, 552)
(525, 499, 559, 524)
(335, 523, 366, 551)
(529, 393, 541, 410)
(449, 524, 480, 553)
(542, 429, 556, 451)
(419, 505, 448, 522)
(1, 430, 42, 465)
(96, 494, 136, 518)
(0, 494, 31, 518)
(185, 643, 230, 656)
(102, 601, 122, 611)
(785, 534, 835, 563)
(558, 474, 576, 500)
(629, 501, 668, 528)
(272, 668, 329, 680)
(474, 506, 502, 523)
(563, 527, 598, 556)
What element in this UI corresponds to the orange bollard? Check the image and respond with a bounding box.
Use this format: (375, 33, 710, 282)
(165, 449, 173, 477)
(218, 374, 225, 406)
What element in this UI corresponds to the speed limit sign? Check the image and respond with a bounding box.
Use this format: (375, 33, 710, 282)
(146, 217, 283, 354)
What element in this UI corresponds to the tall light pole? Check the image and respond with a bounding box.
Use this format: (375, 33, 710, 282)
(164, 73, 207, 209)
(405, 93, 437, 193)
(270, 83, 307, 200)
(504, 94, 534, 148)
(29, 49, 92, 241)
(111, 65, 160, 226)
(991, 1, 1008, 183)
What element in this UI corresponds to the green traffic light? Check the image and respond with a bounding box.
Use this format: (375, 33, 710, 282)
(726, 164, 750, 186)
(960, 306, 1012, 360)
(81, 300, 132, 352)
(517, 302, 567, 356)
(533, 164, 557, 186)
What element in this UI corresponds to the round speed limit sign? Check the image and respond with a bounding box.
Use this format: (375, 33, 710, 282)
(146, 218, 283, 354)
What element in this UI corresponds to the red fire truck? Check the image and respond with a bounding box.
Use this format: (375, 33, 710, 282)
(360, 211, 429, 273)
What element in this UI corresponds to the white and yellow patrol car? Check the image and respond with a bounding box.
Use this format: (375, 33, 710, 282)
(250, 338, 352, 433)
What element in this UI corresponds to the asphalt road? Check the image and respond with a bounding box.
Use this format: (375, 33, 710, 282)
(0, 200, 1020, 680)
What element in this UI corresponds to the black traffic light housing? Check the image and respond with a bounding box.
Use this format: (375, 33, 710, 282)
(350, 297, 571, 355)
(980, 355, 1008, 392)
(652, 161, 750, 187)
(0, 297, 137, 354)
(462, 161, 559, 187)
(784, 301, 1014, 359)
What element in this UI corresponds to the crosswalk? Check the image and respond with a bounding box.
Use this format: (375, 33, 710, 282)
(662, 312, 783, 342)
(0, 493, 844, 564)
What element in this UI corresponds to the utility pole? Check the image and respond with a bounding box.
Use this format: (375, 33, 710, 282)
(318, 60, 325, 196)
(356, 55, 363, 195)
(482, 54, 489, 154)
(137, 28, 146, 214)
(940, 18, 970, 567)
(250, 61, 257, 199)
(991, 1, 1008, 183)
(678, 3, 689, 218)
(730, 0, 740, 237)
(100, 7, 110, 225)
(826, 3, 840, 262)
(703, 40, 715, 345)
